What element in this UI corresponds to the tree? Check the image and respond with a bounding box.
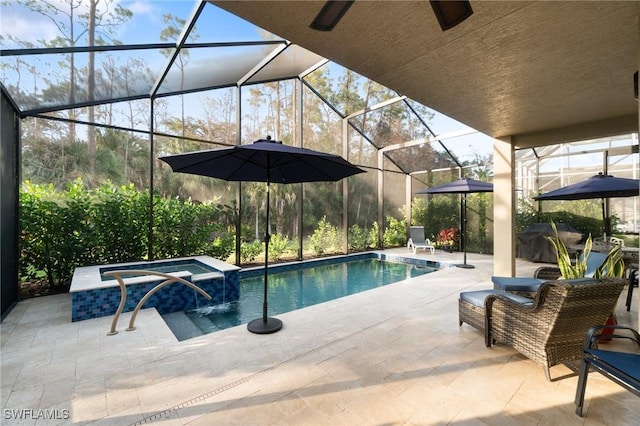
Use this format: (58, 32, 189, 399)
(7, 0, 131, 182)
(159, 13, 199, 139)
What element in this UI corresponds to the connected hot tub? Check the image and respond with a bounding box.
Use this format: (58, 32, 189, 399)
(70, 256, 240, 322)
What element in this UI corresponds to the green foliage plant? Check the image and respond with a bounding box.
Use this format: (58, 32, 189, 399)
(348, 224, 369, 251)
(545, 221, 625, 279)
(423, 196, 458, 243)
(545, 221, 593, 279)
(593, 244, 626, 279)
(410, 197, 428, 226)
(241, 240, 264, 264)
(93, 182, 148, 263)
(268, 233, 292, 261)
(383, 216, 407, 247)
(20, 179, 234, 292)
(368, 221, 380, 249)
(309, 216, 342, 255)
(208, 236, 235, 262)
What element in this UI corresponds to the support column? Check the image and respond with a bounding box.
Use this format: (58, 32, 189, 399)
(493, 137, 516, 276)
(296, 78, 303, 260)
(234, 86, 242, 266)
(377, 150, 384, 248)
(637, 18, 640, 330)
(405, 174, 412, 239)
(342, 119, 349, 253)
(148, 99, 155, 260)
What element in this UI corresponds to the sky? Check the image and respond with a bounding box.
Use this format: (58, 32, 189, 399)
(0, 1, 268, 47)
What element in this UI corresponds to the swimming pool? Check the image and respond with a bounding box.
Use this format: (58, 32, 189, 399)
(171, 258, 436, 339)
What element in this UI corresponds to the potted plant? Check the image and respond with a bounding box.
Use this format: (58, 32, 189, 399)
(545, 221, 625, 279)
(437, 227, 458, 252)
(545, 221, 626, 336)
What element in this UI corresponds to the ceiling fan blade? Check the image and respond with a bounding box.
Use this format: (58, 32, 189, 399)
(430, 0, 473, 31)
(309, 1, 355, 31)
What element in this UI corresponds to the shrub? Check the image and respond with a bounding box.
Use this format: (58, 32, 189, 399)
(268, 233, 292, 261)
(309, 216, 342, 255)
(411, 197, 429, 226)
(368, 221, 380, 248)
(383, 216, 407, 247)
(20, 179, 95, 290)
(348, 224, 369, 251)
(423, 197, 458, 241)
(240, 240, 263, 264)
(93, 182, 148, 264)
(207, 236, 235, 261)
(19, 179, 234, 291)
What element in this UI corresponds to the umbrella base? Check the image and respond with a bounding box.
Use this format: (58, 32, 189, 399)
(247, 317, 283, 334)
(455, 263, 475, 269)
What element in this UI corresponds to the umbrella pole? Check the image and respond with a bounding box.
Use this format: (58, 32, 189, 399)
(247, 180, 283, 334)
(601, 198, 609, 240)
(263, 182, 270, 322)
(457, 193, 474, 269)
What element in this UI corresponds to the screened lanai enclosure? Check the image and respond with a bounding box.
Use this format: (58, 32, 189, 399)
(1, 0, 638, 306)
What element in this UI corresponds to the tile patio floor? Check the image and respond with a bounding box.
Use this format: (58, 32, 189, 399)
(1, 249, 638, 425)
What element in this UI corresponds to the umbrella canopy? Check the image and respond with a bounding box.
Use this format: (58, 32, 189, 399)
(416, 178, 493, 269)
(160, 137, 364, 183)
(416, 178, 494, 195)
(534, 173, 639, 237)
(533, 173, 639, 201)
(160, 136, 365, 334)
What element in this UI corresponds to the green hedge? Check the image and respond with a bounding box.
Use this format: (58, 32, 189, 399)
(20, 180, 424, 293)
(20, 179, 234, 291)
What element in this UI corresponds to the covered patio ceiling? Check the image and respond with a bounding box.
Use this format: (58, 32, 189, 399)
(211, 1, 640, 149)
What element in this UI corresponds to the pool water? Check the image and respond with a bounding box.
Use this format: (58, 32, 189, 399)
(183, 259, 435, 335)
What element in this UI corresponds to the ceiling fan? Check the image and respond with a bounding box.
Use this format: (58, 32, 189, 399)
(310, 0, 473, 32)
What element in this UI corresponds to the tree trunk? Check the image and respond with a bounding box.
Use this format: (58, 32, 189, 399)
(86, 0, 97, 177)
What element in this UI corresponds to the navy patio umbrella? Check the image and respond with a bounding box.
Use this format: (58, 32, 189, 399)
(160, 136, 365, 334)
(534, 173, 640, 237)
(417, 178, 493, 269)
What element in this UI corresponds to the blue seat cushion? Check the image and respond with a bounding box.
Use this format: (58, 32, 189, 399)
(492, 276, 544, 292)
(459, 289, 533, 307)
(586, 349, 640, 382)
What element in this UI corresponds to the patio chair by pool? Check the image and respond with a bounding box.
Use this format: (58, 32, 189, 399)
(485, 278, 626, 381)
(592, 236, 624, 254)
(574, 325, 640, 416)
(407, 226, 435, 254)
(491, 252, 608, 297)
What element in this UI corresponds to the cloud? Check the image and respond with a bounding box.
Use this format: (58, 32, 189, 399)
(0, 5, 59, 46)
(125, 1, 156, 16)
(115, 0, 165, 40)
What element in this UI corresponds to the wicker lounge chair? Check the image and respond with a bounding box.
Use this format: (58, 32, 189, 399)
(407, 226, 435, 254)
(484, 277, 626, 381)
(459, 289, 532, 331)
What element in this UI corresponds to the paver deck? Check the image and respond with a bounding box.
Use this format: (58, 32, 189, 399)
(1, 249, 638, 425)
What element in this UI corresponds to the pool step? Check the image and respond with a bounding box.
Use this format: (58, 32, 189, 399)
(186, 311, 219, 334)
(161, 311, 204, 341)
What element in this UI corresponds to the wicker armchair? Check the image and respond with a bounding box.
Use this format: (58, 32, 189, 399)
(484, 278, 626, 381)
